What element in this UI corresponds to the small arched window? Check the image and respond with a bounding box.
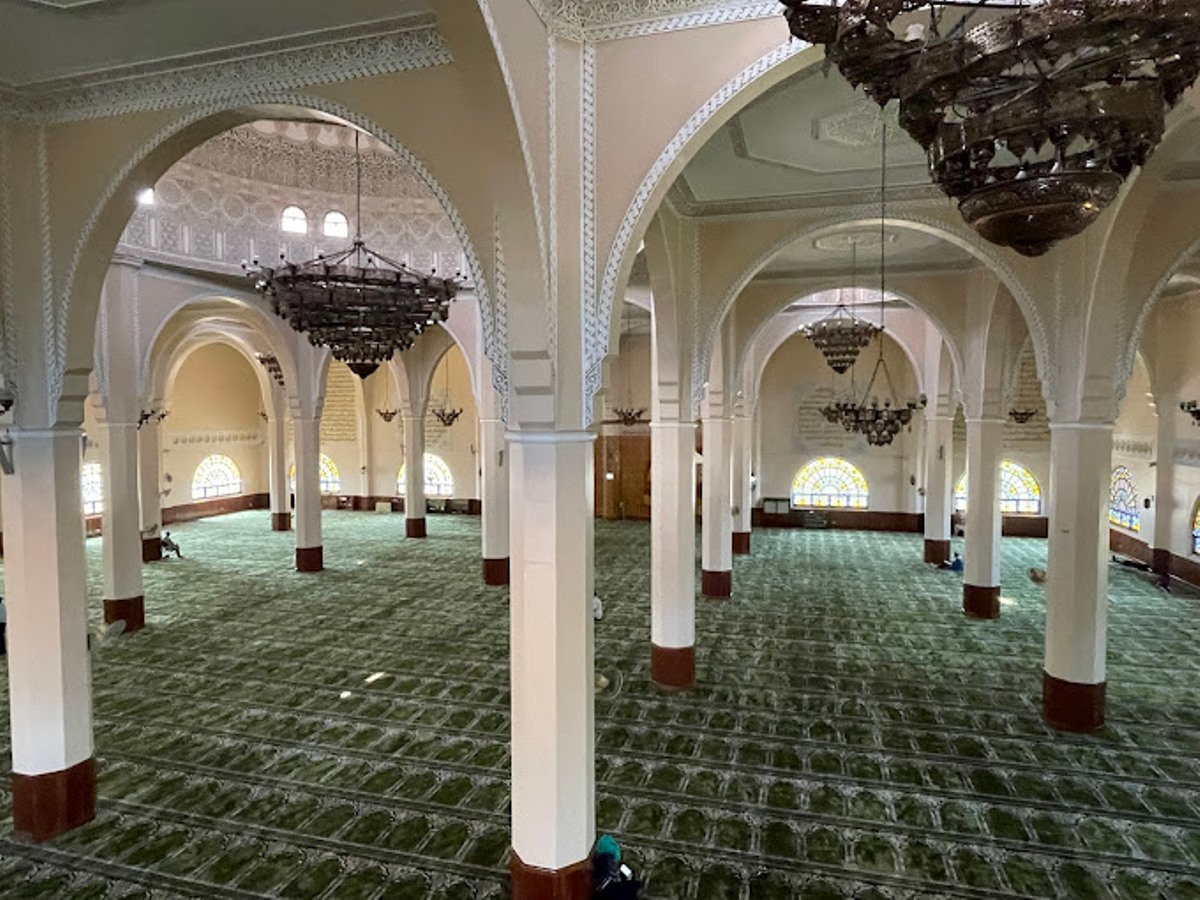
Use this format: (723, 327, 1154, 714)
(791, 457, 868, 509)
(288, 453, 341, 494)
(323, 211, 349, 239)
(280, 205, 308, 235)
(81, 461, 104, 515)
(192, 454, 242, 500)
(1109, 466, 1140, 532)
(956, 461, 1042, 515)
(398, 453, 455, 498)
(1192, 499, 1200, 556)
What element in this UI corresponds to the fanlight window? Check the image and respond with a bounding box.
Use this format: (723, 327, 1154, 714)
(1109, 466, 1140, 532)
(192, 454, 242, 500)
(281, 205, 308, 235)
(954, 461, 1042, 515)
(323, 211, 349, 239)
(398, 453, 455, 498)
(288, 454, 341, 494)
(81, 461, 104, 516)
(1192, 500, 1199, 556)
(791, 457, 868, 509)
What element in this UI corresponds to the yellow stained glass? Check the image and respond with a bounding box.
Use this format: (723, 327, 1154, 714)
(791, 457, 868, 509)
(955, 460, 1042, 515)
(1109, 465, 1140, 532)
(193, 454, 242, 500)
(398, 453, 455, 498)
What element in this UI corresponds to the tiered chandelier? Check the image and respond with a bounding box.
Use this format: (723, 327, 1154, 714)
(781, 0, 1200, 257)
(245, 130, 459, 379)
(801, 242, 880, 373)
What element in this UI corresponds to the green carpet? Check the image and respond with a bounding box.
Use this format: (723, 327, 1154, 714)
(0, 512, 1198, 898)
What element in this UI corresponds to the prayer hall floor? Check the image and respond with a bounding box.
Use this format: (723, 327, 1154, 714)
(1, 511, 1200, 898)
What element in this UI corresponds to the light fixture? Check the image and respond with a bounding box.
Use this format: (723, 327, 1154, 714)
(245, 130, 460, 379)
(1182, 400, 1200, 426)
(136, 187, 155, 206)
(801, 239, 879, 374)
(781, 1, 1200, 256)
(430, 354, 462, 427)
(611, 408, 647, 427)
(255, 353, 285, 388)
(376, 366, 399, 423)
(1009, 408, 1038, 425)
(137, 408, 169, 429)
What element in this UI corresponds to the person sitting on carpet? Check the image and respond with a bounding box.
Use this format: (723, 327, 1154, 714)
(939, 552, 963, 573)
(593, 834, 640, 898)
(1029, 568, 1047, 584)
(161, 531, 182, 558)
(1156, 571, 1172, 593)
(593, 594, 604, 622)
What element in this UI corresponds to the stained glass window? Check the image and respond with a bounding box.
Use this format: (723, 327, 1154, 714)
(281, 205, 308, 234)
(1109, 465, 1140, 532)
(955, 461, 1042, 514)
(398, 453, 455, 498)
(791, 457, 868, 509)
(288, 454, 341, 494)
(192, 454, 242, 500)
(81, 462, 104, 516)
(1192, 500, 1199, 555)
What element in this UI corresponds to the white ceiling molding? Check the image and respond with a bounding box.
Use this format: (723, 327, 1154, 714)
(528, 0, 779, 41)
(0, 17, 450, 124)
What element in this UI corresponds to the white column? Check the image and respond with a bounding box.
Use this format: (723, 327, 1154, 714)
(293, 417, 323, 571)
(701, 415, 733, 597)
(1043, 422, 1112, 732)
(3, 428, 96, 841)
(480, 417, 510, 584)
(1152, 392, 1177, 575)
(137, 418, 162, 561)
(508, 430, 594, 878)
(403, 413, 427, 538)
(651, 420, 697, 689)
(962, 418, 1004, 618)
(100, 421, 144, 631)
(267, 412, 290, 531)
(923, 415, 954, 563)
(730, 411, 752, 554)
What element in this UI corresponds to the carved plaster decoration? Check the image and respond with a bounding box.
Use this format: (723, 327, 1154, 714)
(58, 93, 500, 431)
(0, 124, 15, 397)
(38, 126, 59, 418)
(1113, 435, 1155, 460)
(580, 40, 599, 421)
(0, 21, 450, 124)
(1176, 440, 1200, 467)
(815, 99, 901, 149)
(168, 429, 264, 447)
(528, 0, 780, 41)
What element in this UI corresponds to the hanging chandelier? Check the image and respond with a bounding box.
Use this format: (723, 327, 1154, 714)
(781, 0, 1200, 257)
(801, 240, 880, 373)
(244, 131, 460, 379)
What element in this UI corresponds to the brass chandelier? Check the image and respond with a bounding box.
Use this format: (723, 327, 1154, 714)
(245, 131, 460, 379)
(802, 240, 880, 373)
(781, 0, 1200, 256)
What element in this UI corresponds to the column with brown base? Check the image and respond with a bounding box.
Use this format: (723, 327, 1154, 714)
(963, 418, 1004, 620)
(293, 416, 323, 572)
(4, 428, 97, 841)
(701, 415, 733, 598)
(730, 409, 752, 556)
(923, 414, 954, 564)
(1043, 422, 1113, 733)
(267, 402, 291, 533)
(651, 420, 697, 691)
(480, 415, 510, 585)
(1152, 390, 1177, 577)
(403, 412, 427, 540)
(137, 415, 163, 561)
(101, 420, 146, 633)
(508, 431, 594, 897)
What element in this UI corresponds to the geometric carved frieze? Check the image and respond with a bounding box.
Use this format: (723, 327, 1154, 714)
(168, 429, 263, 447)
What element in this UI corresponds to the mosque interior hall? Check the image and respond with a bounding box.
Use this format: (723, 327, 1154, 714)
(2, 1, 1200, 898)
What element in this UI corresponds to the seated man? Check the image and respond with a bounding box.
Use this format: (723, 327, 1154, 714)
(593, 594, 604, 622)
(161, 531, 183, 559)
(939, 551, 963, 573)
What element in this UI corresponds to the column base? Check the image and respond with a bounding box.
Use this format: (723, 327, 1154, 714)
(732, 532, 751, 555)
(651, 644, 695, 691)
(1043, 671, 1106, 733)
(141, 536, 162, 563)
(12, 758, 97, 843)
(296, 546, 323, 573)
(701, 569, 732, 598)
(271, 512, 292, 532)
(509, 850, 592, 900)
(1152, 548, 1171, 575)
(483, 557, 510, 586)
(103, 596, 145, 633)
(924, 538, 951, 565)
(406, 518, 427, 539)
(963, 584, 1000, 619)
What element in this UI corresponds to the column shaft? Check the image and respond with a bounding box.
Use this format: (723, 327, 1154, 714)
(508, 431, 594, 896)
(1043, 423, 1112, 732)
(731, 414, 752, 555)
(3, 429, 96, 841)
(268, 414, 291, 531)
(701, 416, 733, 597)
(137, 421, 162, 562)
(923, 415, 954, 564)
(404, 415, 427, 538)
(1152, 393, 1177, 574)
(480, 417, 510, 584)
(963, 418, 1004, 619)
(651, 421, 697, 690)
(100, 422, 144, 631)
(293, 417, 323, 571)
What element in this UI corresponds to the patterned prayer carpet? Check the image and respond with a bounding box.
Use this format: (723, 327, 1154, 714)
(0, 511, 1198, 898)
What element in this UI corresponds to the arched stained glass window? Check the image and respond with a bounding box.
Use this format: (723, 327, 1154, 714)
(288, 453, 341, 494)
(192, 454, 242, 500)
(791, 457, 868, 509)
(323, 211, 349, 238)
(956, 461, 1043, 515)
(81, 461, 104, 515)
(1192, 499, 1200, 555)
(1109, 466, 1140, 532)
(281, 205, 308, 234)
(398, 453, 455, 498)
